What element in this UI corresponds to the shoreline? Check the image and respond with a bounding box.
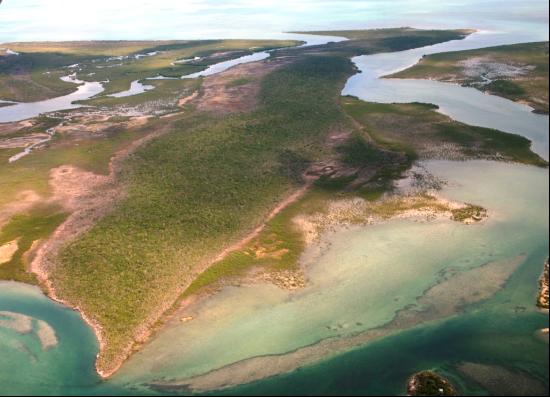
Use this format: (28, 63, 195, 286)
(4, 29, 545, 385)
(384, 39, 549, 116)
(23, 55, 313, 378)
(29, 89, 487, 381)
(387, 75, 547, 115)
(27, 115, 174, 378)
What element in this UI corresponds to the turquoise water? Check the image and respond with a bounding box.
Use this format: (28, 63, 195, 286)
(110, 161, 548, 395)
(223, 309, 548, 396)
(0, 282, 101, 395)
(2, 161, 547, 396)
(1, 1, 549, 395)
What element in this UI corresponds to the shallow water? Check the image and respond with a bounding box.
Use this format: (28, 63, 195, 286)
(0, 78, 104, 123)
(2, 160, 547, 395)
(0, 34, 342, 109)
(108, 80, 155, 98)
(343, 31, 550, 160)
(0, 282, 101, 395)
(182, 51, 271, 79)
(177, 33, 346, 79)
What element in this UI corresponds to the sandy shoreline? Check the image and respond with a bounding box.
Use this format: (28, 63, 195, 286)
(26, 115, 172, 378)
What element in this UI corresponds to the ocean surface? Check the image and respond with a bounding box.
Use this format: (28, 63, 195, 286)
(0, 0, 548, 43)
(0, 1, 549, 395)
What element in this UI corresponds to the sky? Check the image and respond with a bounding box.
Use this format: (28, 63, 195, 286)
(0, 0, 548, 43)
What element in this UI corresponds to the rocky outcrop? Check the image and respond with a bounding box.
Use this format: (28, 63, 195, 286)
(407, 371, 457, 396)
(537, 259, 549, 309)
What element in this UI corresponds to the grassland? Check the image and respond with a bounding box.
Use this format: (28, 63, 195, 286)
(0, 39, 300, 101)
(184, 95, 547, 300)
(390, 41, 550, 114)
(0, 205, 66, 284)
(0, 113, 165, 288)
(0, 120, 151, 210)
(77, 76, 201, 109)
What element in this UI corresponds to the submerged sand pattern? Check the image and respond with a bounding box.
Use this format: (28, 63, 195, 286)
(150, 255, 525, 392)
(0, 311, 58, 350)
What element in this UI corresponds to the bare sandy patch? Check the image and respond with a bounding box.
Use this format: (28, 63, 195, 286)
(0, 133, 51, 149)
(0, 311, 58, 350)
(178, 91, 199, 107)
(197, 58, 292, 114)
(0, 239, 18, 265)
(460, 56, 536, 80)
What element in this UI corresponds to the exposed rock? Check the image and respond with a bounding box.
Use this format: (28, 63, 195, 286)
(262, 270, 305, 290)
(407, 371, 457, 396)
(537, 259, 549, 309)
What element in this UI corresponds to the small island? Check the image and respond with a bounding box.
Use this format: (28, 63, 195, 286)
(407, 371, 458, 396)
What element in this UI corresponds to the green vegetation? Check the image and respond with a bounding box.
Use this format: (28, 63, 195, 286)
(451, 205, 487, 222)
(391, 41, 549, 114)
(0, 122, 150, 210)
(342, 97, 547, 167)
(0, 205, 66, 283)
(79, 40, 299, 96)
(55, 53, 354, 372)
(1, 39, 300, 101)
(485, 79, 526, 96)
(78, 76, 200, 108)
(407, 371, 458, 396)
(292, 28, 473, 58)
(182, 193, 314, 297)
(338, 133, 383, 165)
(2, 29, 541, 376)
(296, 27, 473, 42)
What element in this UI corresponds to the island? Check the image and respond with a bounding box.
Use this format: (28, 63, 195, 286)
(407, 371, 458, 396)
